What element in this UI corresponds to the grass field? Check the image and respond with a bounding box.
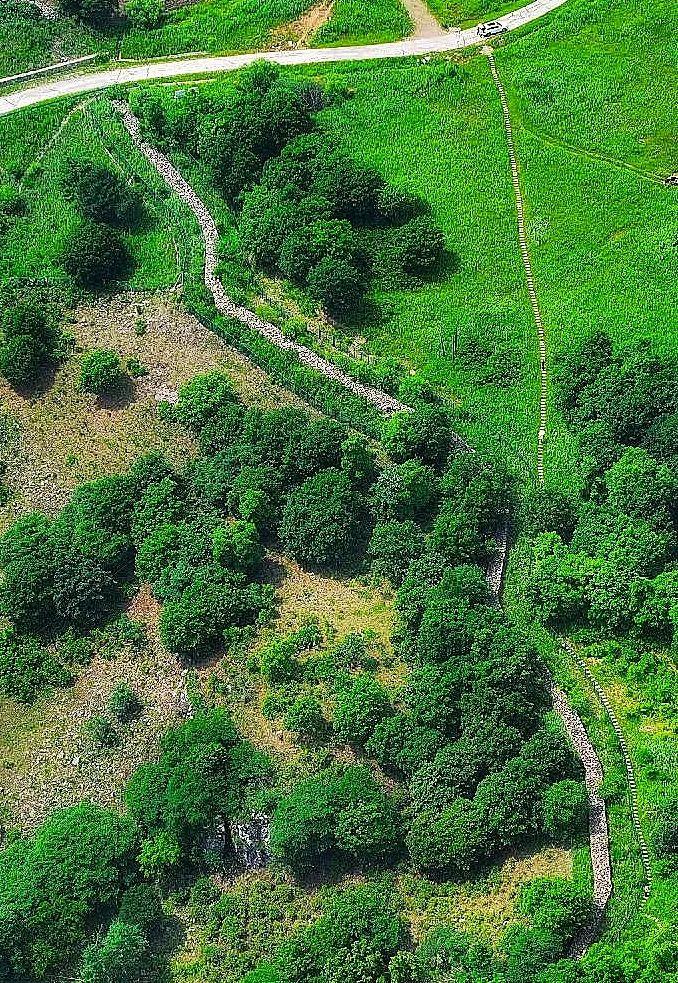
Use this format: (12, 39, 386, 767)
(0, 2, 112, 79)
(0, 98, 180, 290)
(312, 0, 413, 45)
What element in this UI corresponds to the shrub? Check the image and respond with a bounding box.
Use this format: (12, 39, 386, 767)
(212, 520, 263, 573)
(307, 256, 365, 319)
(80, 349, 128, 396)
(0, 803, 137, 978)
(117, 883, 164, 931)
(366, 713, 444, 774)
(61, 221, 132, 287)
(0, 627, 72, 702)
(108, 682, 143, 723)
(392, 217, 445, 276)
(84, 714, 119, 748)
(279, 468, 362, 568)
(80, 920, 149, 983)
(0, 302, 57, 387)
(367, 520, 427, 585)
(284, 694, 328, 742)
(63, 162, 142, 227)
(542, 780, 588, 843)
(333, 674, 392, 745)
(520, 487, 578, 542)
(175, 371, 238, 432)
(653, 795, 678, 863)
(124, 0, 163, 28)
(259, 638, 299, 684)
(57, 0, 116, 23)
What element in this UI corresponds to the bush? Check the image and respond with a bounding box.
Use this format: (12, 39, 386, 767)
(542, 780, 588, 843)
(212, 520, 263, 573)
(57, 0, 116, 22)
(175, 371, 238, 432)
(0, 803, 137, 978)
(108, 682, 143, 723)
(80, 920, 149, 983)
(63, 162, 142, 227)
(61, 221, 132, 287)
(383, 406, 455, 467)
(307, 256, 365, 319)
(0, 627, 72, 702)
(279, 468, 362, 568)
(84, 714, 119, 748)
(520, 487, 578, 542)
(124, 0, 163, 28)
(0, 302, 57, 387)
(80, 349, 128, 396)
(117, 883, 164, 931)
(370, 460, 439, 522)
(367, 520, 427, 585)
(259, 638, 299, 684)
(392, 217, 445, 276)
(333, 674, 392, 745)
(284, 695, 328, 742)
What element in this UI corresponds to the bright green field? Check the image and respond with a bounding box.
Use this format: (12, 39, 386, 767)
(120, 0, 314, 60)
(0, 2, 113, 78)
(312, 0, 413, 46)
(0, 99, 180, 291)
(426, 0, 532, 28)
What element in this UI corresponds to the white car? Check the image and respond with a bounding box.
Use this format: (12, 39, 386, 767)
(477, 20, 507, 36)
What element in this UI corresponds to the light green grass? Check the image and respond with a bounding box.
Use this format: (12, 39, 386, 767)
(0, 2, 113, 79)
(312, 0, 413, 46)
(0, 99, 179, 290)
(120, 0, 314, 60)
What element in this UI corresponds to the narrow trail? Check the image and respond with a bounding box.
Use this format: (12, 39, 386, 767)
(486, 52, 617, 954)
(487, 50, 548, 486)
(402, 0, 447, 37)
(561, 639, 653, 900)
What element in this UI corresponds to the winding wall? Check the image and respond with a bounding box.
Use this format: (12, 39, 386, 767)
(113, 98, 609, 960)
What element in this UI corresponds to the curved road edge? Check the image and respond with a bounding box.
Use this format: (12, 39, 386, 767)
(0, 0, 567, 117)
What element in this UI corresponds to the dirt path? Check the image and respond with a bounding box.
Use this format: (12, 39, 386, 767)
(403, 0, 447, 37)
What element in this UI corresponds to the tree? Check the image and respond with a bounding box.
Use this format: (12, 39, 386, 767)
(370, 460, 439, 522)
(279, 468, 362, 568)
(367, 520, 426, 585)
(307, 256, 365, 319)
(383, 406, 455, 467)
(520, 487, 578, 542)
(392, 217, 445, 276)
(406, 798, 484, 876)
(542, 780, 588, 843)
(278, 217, 360, 284)
(63, 161, 142, 227)
(332, 674, 392, 746)
(61, 220, 132, 287)
(366, 713, 444, 774)
(80, 349, 128, 397)
(0, 803, 137, 979)
(269, 765, 401, 872)
(604, 447, 677, 528)
(124, 0, 163, 28)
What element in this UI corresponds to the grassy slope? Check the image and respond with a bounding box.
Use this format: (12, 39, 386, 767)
(426, 0, 533, 29)
(0, 2, 112, 78)
(496, 0, 678, 369)
(316, 58, 539, 479)
(0, 99, 179, 290)
(312, 0, 413, 46)
(497, 0, 677, 949)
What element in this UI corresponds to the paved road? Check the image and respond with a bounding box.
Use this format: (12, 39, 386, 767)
(0, 0, 565, 117)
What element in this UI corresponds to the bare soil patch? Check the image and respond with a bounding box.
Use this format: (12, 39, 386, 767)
(270, 1, 335, 49)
